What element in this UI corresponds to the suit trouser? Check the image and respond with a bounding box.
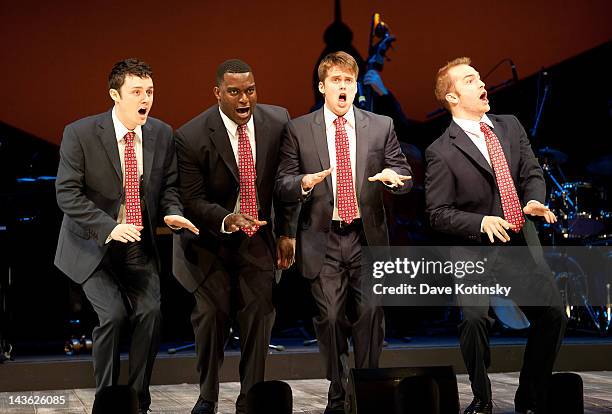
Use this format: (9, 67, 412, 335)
(82, 241, 161, 410)
(310, 223, 385, 409)
(457, 246, 566, 411)
(191, 232, 275, 413)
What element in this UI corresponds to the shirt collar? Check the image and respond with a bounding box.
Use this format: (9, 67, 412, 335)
(453, 114, 493, 136)
(218, 106, 255, 139)
(112, 107, 142, 142)
(323, 104, 355, 130)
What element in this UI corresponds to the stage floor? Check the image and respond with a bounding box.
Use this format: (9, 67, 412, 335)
(0, 371, 610, 413)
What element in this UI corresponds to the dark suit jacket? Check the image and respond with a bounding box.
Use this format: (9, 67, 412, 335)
(172, 104, 297, 293)
(55, 110, 183, 284)
(276, 107, 412, 279)
(425, 114, 545, 245)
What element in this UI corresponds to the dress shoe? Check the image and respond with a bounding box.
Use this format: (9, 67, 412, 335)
(191, 397, 217, 414)
(464, 398, 492, 414)
(515, 406, 536, 414)
(515, 397, 536, 413)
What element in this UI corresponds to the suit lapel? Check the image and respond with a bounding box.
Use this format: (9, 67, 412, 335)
(489, 117, 512, 167)
(449, 121, 494, 177)
(311, 109, 333, 194)
(98, 111, 122, 182)
(354, 108, 369, 197)
(253, 108, 268, 188)
(142, 121, 155, 189)
(209, 109, 239, 183)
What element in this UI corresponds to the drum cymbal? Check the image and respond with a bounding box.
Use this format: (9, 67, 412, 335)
(537, 146, 568, 163)
(587, 155, 612, 176)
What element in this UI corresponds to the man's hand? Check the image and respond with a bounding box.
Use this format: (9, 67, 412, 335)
(164, 215, 200, 235)
(482, 216, 516, 243)
(301, 167, 333, 191)
(368, 168, 411, 187)
(110, 224, 143, 243)
(223, 213, 268, 233)
(523, 201, 557, 224)
(363, 69, 388, 96)
(276, 236, 296, 270)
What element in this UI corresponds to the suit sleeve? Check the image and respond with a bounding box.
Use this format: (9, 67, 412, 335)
(425, 146, 483, 239)
(55, 125, 117, 246)
(158, 126, 183, 219)
(175, 129, 232, 239)
(273, 109, 300, 237)
(383, 118, 413, 194)
(275, 121, 308, 203)
(514, 116, 546, 204)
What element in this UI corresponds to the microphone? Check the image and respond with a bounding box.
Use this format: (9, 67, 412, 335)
(357, 81, 366, 107)
(509, 59, 518, 83)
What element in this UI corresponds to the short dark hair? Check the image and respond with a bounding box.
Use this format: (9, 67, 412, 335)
(108, 58, 153, 93)
(216, 59, 252, 86)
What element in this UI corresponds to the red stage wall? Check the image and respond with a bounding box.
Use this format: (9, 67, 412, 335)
(1, 0, 610, 144)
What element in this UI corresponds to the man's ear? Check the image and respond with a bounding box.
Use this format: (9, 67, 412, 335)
(318, 81, 325, 95)
(109, 89, 120, 102)
(213, 86, 221, 100)
(445, 92, 458, 106)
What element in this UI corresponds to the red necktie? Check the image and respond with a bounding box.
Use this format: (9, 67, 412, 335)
(334, 116, 358, 224)
(237, 124, 259, 237)
(480, 122, 525, 232)
(124, 131, 142, 227)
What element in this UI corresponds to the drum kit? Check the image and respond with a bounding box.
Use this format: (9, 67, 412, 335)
(538, 147, 612, 335)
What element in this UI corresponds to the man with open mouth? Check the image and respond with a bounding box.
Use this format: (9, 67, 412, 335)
(55, 58, 198, 413)
(425, 57, 566, 414)
(172, 59, 297, 414)
(276, 51, 412, 414)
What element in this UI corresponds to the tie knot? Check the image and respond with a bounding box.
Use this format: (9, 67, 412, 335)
(124, 131, 135, 145)
(237, 124, 248, 138)
(479, 122, 490, 133)
(334, 116, 347, 127)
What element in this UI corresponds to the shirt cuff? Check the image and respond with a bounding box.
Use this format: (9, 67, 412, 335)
(480, 217, 486, 233)
(221, 213, 233, 234)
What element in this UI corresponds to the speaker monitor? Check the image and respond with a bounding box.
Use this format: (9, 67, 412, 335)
(346, 366, 459, 414)
(548, 372, 584, 414)
(247, 380, 293, 414)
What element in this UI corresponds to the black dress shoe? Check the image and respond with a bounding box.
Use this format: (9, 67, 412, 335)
(515, 398, 536, 413)
(192, 397, 217, 414)
(323, 408, 345, 414)
(464, 398, 492, 414)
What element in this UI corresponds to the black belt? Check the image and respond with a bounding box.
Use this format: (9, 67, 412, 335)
(331, 218, 362, 234)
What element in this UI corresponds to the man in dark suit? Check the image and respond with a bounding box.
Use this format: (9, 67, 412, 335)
(55, 58, 198, 413)
(276, 51, 412, 414)
(172, 59, 297, 414)
(425, 57, 566, 414)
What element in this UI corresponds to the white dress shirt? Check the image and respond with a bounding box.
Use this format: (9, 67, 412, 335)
(218, 107, 257, 232)
(452, 114, 493, 167)
(112, 107, 143, 225)
(323, 104, 361, 220)
(453, 114, 535, 232)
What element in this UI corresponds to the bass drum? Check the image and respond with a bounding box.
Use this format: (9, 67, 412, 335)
(549, 181, 610, 239)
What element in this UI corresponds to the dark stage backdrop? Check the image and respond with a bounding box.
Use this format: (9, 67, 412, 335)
(1, 0, 611, 144)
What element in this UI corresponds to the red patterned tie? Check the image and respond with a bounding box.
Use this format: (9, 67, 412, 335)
(237, 124, 259, 237)
(124, 131, 142, 227)
(480, 122, 525, 232)
(334, 116, 358, 224)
